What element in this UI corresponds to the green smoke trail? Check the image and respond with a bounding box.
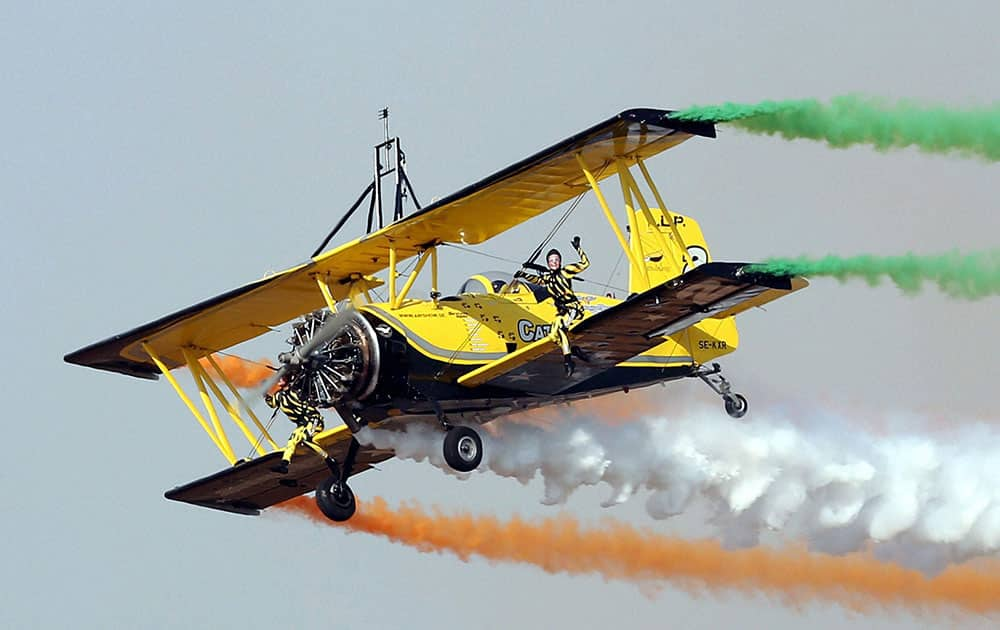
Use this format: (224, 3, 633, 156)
(748, 250, 1000, 300)
(673, 96, 1000, 161)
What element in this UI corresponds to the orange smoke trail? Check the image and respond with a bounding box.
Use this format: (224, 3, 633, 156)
(278, 496, 1000, 615)
(197, 354, 274, 388)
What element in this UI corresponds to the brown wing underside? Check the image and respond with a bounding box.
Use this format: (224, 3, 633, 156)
(475, 263, 803, 394)
(164, 426, 393, 515)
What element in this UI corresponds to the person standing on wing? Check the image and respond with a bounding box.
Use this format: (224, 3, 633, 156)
(265, 377, 328, 474)
(514, 236, 590, 377)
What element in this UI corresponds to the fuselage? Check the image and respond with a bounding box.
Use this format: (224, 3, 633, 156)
(343, 273, 740, 426)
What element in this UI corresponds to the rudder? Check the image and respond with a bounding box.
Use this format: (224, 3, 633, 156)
(627, 208, 712, 294)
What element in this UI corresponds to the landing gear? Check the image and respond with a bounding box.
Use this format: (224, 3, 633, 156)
(427, 396, 485, 473)
(316, 476, 356, 521)
(724, 393, 748, 419)
(695, 363, 749, 419)
(443, 425, 483, 472)
(314, 437, 360, 522)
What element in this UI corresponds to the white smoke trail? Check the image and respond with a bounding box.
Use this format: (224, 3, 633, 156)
(357, 406, 1000, 574)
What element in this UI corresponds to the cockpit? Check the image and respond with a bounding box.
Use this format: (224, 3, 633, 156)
(454, 270, 550, 302)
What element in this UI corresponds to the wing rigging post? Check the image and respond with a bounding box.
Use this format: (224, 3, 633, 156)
(312, 109, 423, 256)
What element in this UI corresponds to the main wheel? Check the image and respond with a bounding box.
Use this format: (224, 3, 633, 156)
(315, 475, 356, 522)
(443, 426, 483, 472)
(724, 393, 749, 419)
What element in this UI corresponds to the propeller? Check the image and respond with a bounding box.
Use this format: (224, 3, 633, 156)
(257, 305, 358, 398)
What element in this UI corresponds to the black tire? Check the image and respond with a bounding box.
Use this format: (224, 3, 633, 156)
(315, 475, 356, 522)
(724, 393, 749, 419)
(443, 426, 483, 472)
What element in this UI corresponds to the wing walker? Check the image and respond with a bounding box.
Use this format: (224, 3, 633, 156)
(66, 108, 807, 522)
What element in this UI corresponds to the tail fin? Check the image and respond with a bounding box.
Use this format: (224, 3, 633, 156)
(627, 208, 711, 294)
(626, 209, 741, 365)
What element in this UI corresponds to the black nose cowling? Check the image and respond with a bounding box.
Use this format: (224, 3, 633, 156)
(281, 309, 382, 408)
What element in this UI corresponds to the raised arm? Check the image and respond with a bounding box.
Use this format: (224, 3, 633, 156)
(563, 236, 590, 276)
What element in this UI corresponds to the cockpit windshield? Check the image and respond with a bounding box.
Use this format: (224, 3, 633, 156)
(458, 272, 508, 294)
(456, 270, 550, 302)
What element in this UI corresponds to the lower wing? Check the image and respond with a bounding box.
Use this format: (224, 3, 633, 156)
(458, 262, 807, 394)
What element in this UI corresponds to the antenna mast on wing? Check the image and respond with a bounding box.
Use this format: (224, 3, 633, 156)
(312, 107, 423, 257)
(371, 107, 422, 230)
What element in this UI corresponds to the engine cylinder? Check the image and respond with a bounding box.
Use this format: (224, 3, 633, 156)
(283, 309, 380, 408)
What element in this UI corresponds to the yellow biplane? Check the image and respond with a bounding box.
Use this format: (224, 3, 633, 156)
(65, 108, 807, 522)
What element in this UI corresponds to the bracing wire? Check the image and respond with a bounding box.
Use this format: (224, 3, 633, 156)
(433, 182, 601, 378)
(397, 254, 420, 278)
(521, 162, 608, 267)
(603, 247, 627, 295)
(247, 407, 281, 461)
(441, 243, 521, 266)
(443, 242, 627, 294)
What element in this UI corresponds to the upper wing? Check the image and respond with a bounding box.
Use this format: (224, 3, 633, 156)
(63, 260, 384, 378)
(458, 262, 807, 394)
(66, 108, 715, 379)
(366, 108, 714, 247)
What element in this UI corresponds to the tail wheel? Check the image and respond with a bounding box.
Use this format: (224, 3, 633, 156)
(315, 475, 356, 522)
(724, 393, 749, 419)
(443, 426, 483, 472)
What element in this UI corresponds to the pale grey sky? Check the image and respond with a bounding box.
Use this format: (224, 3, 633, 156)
(4, 2, 999, 628)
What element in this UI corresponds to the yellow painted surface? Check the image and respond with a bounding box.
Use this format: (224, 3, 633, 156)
(93, 128, 697, 374)
(368, 276, 741, 376)
(629, 208, 712, 294)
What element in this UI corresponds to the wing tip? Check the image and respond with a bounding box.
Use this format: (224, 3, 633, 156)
(64, 346, 161, 380)
(619, 108, 717, 139)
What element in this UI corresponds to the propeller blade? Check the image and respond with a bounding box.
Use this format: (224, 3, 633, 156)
(253, 305, 357, 401)
(254, 364, 288, 400)
(296, 305, 357, 359)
